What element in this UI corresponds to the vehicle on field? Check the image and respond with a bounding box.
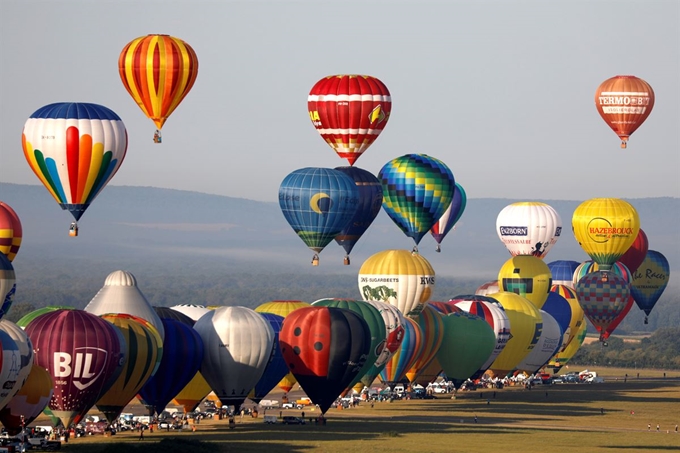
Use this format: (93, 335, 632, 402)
(281, 416, 305, 425)
(263, 415, 278, 424)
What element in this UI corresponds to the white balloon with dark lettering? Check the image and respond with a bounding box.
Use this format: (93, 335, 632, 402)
(514, 310, 562, 374)
(496, 202, 562, 259)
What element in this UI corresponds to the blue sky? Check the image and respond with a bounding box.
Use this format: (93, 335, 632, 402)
(1, 0, 678, 203)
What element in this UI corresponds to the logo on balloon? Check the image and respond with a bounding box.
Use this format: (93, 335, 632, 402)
(369, 105, 387, 124)
(499, 226, 528, 236)
(310, 193, 332, 214)
(587, 217, 634, 243)
(53, 348, 109, 390)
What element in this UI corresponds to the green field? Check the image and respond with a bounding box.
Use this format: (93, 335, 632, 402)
(45, 368, 680, 453)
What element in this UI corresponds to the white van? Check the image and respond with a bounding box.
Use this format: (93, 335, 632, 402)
(263, 415, 278, 424)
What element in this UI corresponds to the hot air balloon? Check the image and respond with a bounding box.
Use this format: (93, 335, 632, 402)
(153, 306, 194, 326)
(379, 317, 423, 386)
(572, 198, 640, 271)
(0, 254, 15, 320)
(427, 301, 463, 315)
(0, 365, 53, 434)
(405, 306, 444, 384)
(450, 295, 511, 380)
(575, 271, 631, 345)
(547, 260, 580, 288)
(618, 229, 649, 274)
(572, 260, 632, 287)
(475, 280, 499, 296)
(279, 306, 371, 414)
(379, 154, 455, 248)
(0, 330, 22, 410)
(430, 182, 467, 253)
(496, 202, 562, 258)
(16, 306, 74, 329)
(498, 255, 552, 309)
(254, 301, 310, 395)
(308, 75, 391, 166)
(24, 309, 126, 427)
(358, 249, 435, 318)
(486, 292, 543, 377)
(311, 299, 386, 391)
(333, 166, 383, 265)
(514, 310, 562, 374)
(0, 202, 22, 262)
(95, 314, 162, 423)
(119, 34, 199, 143)
(359, 300, 405, 388)
(194, 306, 274, 411)
(630, 250, 670, 324)
(0, 320, 34, 394)
(548, 321, 587, 373)
(279, 167, 360, 265)
(138, 317, 204, 415)
(550, 284, 585, 351)
(22, 102, 127, 236)
(595, 75, 654, 149)
(170, 304, 210, 322)
(85, 270, 165, 341)
(436, 312, 496, 386)
(541, 291, 574, 350)
(248, 313, 289, 405)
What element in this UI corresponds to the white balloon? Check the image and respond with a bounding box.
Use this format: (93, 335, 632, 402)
(515, 310, 562, 374)
(0, 320, 34, 393)
(496, 202, 562, 259)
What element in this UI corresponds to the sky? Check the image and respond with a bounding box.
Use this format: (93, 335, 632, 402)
(1, 1, 679, 203)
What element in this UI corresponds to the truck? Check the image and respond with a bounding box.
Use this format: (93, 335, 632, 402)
(259, 399, 279, 409)
(295, 397, 312, 407)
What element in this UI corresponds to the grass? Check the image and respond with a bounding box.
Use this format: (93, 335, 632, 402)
(42, 367, 680, 453)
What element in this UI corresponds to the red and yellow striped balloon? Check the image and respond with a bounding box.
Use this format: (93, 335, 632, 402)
(119, 34, 199, 130)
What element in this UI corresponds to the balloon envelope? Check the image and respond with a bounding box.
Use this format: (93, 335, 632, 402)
(430, 182, 467, 250)
(572, 198, 640, 271)
(618, 229, 648, 273)
(379, 154, 455, 245)
(630, 250, 670, 318)
(498, 255, 552, 309)
(279, 167, 359, 259)
(358, 249, 435, 318)
(496, 202, 562, 258)
(514, 310, 562, 374)
(22, 102, 127, 222)
(379, 317, 423, 385)
(119, 34, 199, 130)
(195, 306, 274, 410)
(0, 202, 22, 262)
(0, 365, 53, 434)
(575, 271, 631, 342)
(547, 260, 580, 288)
(248, 313, 289, 404)
(24, 309, 125, 427)
(595, 75, 654, 148)
(280, 306, 370, 414)
(0, 254, 15, 321)
(308, 74, 391, 166)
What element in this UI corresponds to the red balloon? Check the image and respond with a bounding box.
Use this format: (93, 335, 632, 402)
(24, 309, 125, 427)
(279, 306, 370, 414)
(618, 229, 648, 273)
(0, 202, 22, 262)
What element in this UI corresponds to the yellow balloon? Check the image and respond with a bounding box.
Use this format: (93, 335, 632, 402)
(172, 372, 213, 413)
(548, 320, 587, 373)
(358, 249, 435, 318)
(572, 198, 640, 271)
(497, 255, 552, 309)
(486, 292, 543, 377)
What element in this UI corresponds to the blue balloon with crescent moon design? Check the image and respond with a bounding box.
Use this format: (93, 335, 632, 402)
(279, 167, 359, 264)
(333, 166, 383, 264)
(379, 154, 455, 247)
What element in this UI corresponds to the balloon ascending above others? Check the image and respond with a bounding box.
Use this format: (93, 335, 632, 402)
(0, 202, 22, 262)
(279, 167, 359, 265)
(119, 34, 199, 143)
(308, 75, 391, 166)
(379, 154, 455, 247)
(22, 102, 128, 235)
(595, 75, 654, 149)
(572, 198, 640, 271)
(496, 202, 562, 259)
(430, 182, 467, 253)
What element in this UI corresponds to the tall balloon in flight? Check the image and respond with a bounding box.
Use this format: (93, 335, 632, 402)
(572, 198, 640, 271)
(308, 75, 391, 166)
(630, 250, 670, 324)
(379, 154, 455, 248)
(430, 182, 467, 252)
(595, 75, 654, 149)
(22, 102, 127, 235)
(119, 34, 199, 143)
(279, 167, 359, 265)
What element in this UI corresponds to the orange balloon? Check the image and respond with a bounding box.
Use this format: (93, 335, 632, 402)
(594, 75, 654, 148)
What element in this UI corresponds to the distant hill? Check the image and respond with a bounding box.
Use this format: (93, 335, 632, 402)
(1, 183, 678, 332)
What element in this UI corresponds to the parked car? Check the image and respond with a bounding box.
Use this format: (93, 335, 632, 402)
(281, 416, 305, 425)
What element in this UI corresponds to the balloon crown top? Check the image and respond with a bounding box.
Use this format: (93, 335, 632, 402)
(104, 270, 138, 287)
